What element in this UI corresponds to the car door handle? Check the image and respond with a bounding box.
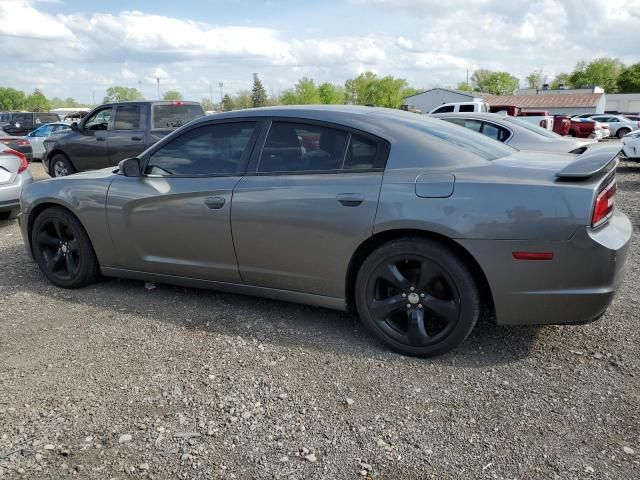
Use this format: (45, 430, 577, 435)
(204, 196, 226, 209)
(337, 193, 365, 207)
(131, 136, 143, 141)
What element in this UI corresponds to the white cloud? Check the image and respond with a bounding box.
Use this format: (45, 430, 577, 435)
(0, 0, 639, 102)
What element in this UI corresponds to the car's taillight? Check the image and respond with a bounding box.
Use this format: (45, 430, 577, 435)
(592, 179, 616, 228)
(4, 148, 28, 173)
(171, 101, 185, 106)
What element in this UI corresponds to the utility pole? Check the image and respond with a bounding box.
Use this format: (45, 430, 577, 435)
(156, 77, 160, 100)
(209, 83, 213, 106)
(218, 82, 223, 104)
(466, 69, 469, 90)
(138, 80, 142, 96)
(92, 89, 95, 106)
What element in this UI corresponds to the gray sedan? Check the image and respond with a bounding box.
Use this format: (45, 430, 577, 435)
(590, 115, 640, 139)
(433, 112, 593, 153)
(18, 106, 631, 357)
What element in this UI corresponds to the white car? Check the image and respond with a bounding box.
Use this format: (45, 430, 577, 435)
(590, 115, 640, 139)
(24, 122, 72, 160)
(622, 130, 640, 160)
(429, 101, 490, 114)
(0, 144, 33, 220)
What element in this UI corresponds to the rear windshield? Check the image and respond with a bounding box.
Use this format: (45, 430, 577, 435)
(507, 117, 561, 139)
(152, 103, 204, 129)
(389, 113, 515, 160)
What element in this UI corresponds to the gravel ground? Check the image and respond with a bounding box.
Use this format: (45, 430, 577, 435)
(0, 160, 638, 479)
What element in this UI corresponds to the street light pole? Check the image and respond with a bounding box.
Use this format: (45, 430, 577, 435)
(218, 82, 223, 104)
(157, 77, 160, 100)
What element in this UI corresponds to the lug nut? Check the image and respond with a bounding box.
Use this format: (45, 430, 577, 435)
(420, 293, 425, 298)
(401, 293, 407, 298)
(410, 286, 415, 291)
(418, 304, 423, 309)
(406, 304, 411, 309)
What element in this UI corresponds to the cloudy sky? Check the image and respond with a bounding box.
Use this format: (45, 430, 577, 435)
(1, 0, 639, 104)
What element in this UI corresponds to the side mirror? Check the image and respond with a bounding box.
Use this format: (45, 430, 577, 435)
(119, 157, 141, 177)
(71, 122, 79, 131)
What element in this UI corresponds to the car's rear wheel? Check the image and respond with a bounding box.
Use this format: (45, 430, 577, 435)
(617, 128, 631, 139)
(355, 238, 480, 357)
(51, 154, 75, 177)
(31, 207, 99, 288)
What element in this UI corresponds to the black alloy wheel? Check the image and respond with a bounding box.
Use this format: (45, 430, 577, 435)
(356, 238, 481, 357)
(31, 207, 99, 288)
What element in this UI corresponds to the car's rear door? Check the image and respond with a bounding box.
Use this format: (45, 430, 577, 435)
(231, 119, 388, 298)
(106, 119, 261, 282)
(107, 104, 147, 166)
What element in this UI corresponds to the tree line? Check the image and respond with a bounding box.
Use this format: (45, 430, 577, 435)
(2, 57, 639, 114)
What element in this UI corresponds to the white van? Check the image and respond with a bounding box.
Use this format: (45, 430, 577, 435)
(429, 101, 490, 114)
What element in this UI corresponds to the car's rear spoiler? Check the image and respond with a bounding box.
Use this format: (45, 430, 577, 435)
(556, 144, 621, 179)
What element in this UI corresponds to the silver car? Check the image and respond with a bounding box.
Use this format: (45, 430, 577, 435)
(25, 122, 72, 160)
(590, 115, 640, 139)
(18, 106, 632, 357)
(0, 144, 33, 220)
(433, 112, 594, 153)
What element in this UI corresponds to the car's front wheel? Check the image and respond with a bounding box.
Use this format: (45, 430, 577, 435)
(355, 238, 481, 357)
(51, 154, 75, 177)
(31, 207, 99, 288)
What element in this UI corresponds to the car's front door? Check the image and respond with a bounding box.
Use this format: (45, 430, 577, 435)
(106, 120, 260, 282)
(231, 119, 388, 298)
(107, 104, 147, 167)
(70, 106, 112, 171)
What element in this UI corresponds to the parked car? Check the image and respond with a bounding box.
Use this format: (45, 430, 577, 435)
(0, 144, 32, 220)
(590, 115, 640, 139)
(624, 115, 640, 122)
(2, 112, 61, 136)
(621, 129, 640, 160)
(568, 118, 608, 139)
(25, 122, 72, 160)
(0, 130, 33, 162)
(429, 101, 490, 114)
(43, 101, 205, 177)
(489, 105, 554, 131)
(19, 106, 631, 357)
(432, 112, 593, 153)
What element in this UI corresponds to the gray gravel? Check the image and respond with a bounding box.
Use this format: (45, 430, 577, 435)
(0, 161, 639, 479)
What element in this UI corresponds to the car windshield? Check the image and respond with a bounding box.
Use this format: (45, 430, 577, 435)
(389, 113, 515, 160)
(507, 117, 562, 139)
(152, 103, 205, 129)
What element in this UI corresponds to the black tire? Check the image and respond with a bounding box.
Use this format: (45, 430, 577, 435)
(355, 238, 481, 357)
(617, 128, 631, 139)
(31, 207, 99, 288)
(50, 154, 75, 177)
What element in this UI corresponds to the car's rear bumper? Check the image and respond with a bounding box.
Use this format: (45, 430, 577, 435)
(459, 210, 632, 325)
(0, 170, 33, 212)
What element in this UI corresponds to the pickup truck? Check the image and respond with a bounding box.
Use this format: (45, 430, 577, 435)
(2, 112, 61, 136)
(43, 101, 205, 177)
(489, 105, 554, 131)
(567, 118, 609, 140)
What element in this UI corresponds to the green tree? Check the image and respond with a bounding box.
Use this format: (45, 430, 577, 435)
(471, 70, 519, 95)
(201, 97, 216, 111)
(221, 94, 235, 111)
(569, 58, 624, 92)
(0, 87, 26, 110)
(295, 77, 321, 104)
(318, 82, 344, 104)
(550, 73, 571, 89)
(455, 82, 472, 92)
(526, 69, 546, 89)
(25, 89, 50, 112)
(279, 89, 299, 105)
(163, 90, 183, 101)
(251, 76, 267, 107)
(235, 90, 253, 110)
(344, 71, 378, 105)
(617, 63, 640, 93)
(103, 86, 144, 103)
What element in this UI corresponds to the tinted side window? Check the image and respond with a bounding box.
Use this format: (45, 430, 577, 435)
(36, 114, 59, 123)
(458, 104, 475, 112)
(433, 105, 455, 113)
(481, 122, 510, 142)
(444, 118, 483, 132)
(114, 105, 142, 130)
(15, 114, 32, 126)
(344, 134, 380, 170)
(259, 122, 347, 173)
(146, 122, 255, 176)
